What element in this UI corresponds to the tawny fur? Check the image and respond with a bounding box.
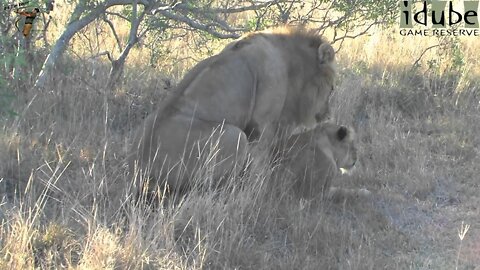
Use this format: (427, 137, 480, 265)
(128, 27, 337, 195)
(275, 122, 357, 199)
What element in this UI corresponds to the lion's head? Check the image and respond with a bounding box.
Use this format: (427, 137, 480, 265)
(298, 42, 336, 130)
(273, 28, 337, 133)
(226, 27, 337, 138)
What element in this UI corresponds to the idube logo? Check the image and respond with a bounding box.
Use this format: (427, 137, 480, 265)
(399, 0, 479, 36)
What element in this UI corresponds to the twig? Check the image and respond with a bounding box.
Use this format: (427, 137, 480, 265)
(105, 11, 129, 21)
(172, 1, 281, 14)
(153, 9, 241, 39)
(411, 44, 441, 70)
(90, 51, 113, 62)
(102, 15, 123, 52)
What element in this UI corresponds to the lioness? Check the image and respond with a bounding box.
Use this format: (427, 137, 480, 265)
(129, 27, 337, 194)
(275, 122, 359, 199)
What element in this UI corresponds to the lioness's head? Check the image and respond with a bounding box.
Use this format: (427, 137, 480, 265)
(317, 122, 357, 171)
(280, 122, 358, 199)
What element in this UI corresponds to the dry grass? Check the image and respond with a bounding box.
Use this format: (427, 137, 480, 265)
(1, 27, 479, 269)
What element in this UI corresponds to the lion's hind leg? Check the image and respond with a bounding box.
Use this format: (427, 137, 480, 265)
(195, 122, 249, 190)
(168, 118, 249, 192)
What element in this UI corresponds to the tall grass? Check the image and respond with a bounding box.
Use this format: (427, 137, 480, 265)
(0, 28, 479, 269)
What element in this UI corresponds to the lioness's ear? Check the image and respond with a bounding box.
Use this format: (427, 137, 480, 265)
(336, 126, 348, 141)
(318, 43, 335, 64)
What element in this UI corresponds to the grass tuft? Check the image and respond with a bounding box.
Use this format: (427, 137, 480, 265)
(0, 28, 479, 269)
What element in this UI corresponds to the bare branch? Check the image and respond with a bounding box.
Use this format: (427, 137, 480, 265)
(332, 21, 377, 44)
(90, 51, 113, 62)
(318, 1, 335, 32)
(172, 1, 281, 14)
(105, 11, 130, 21)
(199, 11, 246, 32)
(252, 3, 271, 31)
(411, 44, 441, 70)
(104, 0, 150, 8)
(102, 16, 122, 52)
(37, 12, 52, 48)
(153, 9, 241, 39)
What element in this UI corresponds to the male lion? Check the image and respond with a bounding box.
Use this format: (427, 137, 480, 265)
(128, 27, 337, 195)
(275, 122, 362, 199)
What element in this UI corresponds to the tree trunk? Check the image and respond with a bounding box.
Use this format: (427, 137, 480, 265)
(34, 0, 151, 89)
(34, 7, 106, 89)
(106, 59, 123, 90)
(105, 0, 144, 90)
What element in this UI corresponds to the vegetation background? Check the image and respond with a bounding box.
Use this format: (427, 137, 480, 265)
(0, 0, 479, 269)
